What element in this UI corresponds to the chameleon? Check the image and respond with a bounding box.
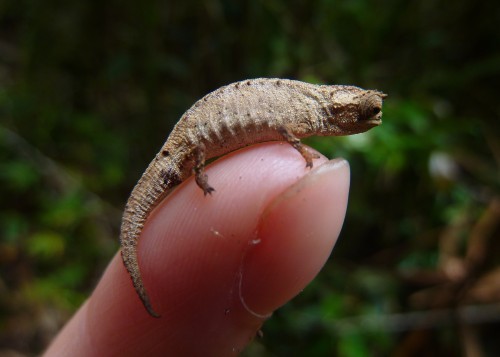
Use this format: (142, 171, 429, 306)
(120, 78, 387, 317)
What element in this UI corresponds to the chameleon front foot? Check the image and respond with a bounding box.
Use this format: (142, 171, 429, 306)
(278, 126, 320, 168)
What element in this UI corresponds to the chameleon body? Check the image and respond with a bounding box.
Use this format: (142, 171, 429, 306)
(120, 78, 386, 317)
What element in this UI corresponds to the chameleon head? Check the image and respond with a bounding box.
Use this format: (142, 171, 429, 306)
(323, 87, 387, 135)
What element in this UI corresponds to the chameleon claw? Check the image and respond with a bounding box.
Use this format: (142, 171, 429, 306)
(204, 186, 215, 196)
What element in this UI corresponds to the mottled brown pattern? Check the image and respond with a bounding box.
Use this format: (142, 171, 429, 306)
(120, 78, 386, 317)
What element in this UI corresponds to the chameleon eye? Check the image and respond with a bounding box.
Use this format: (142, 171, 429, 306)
(359, 92, 384, 121)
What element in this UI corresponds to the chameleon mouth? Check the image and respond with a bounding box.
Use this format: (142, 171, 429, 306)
(366, 118, 382, 126)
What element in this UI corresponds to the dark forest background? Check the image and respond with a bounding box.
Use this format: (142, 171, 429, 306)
(1, 0, 499, 356)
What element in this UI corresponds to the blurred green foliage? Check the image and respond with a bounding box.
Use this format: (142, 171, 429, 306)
(0, 0, 499, 355)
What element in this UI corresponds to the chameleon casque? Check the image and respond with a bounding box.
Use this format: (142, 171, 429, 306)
(120, 78, 387, 317)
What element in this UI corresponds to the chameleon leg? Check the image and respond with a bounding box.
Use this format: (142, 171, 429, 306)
(278, 126, 320, 168)
(194, 143, 215, 195)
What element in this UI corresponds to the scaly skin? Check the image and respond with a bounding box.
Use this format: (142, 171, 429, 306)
(120, 78, 387, 317)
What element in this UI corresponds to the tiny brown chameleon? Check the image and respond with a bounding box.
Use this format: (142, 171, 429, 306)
(120, 78, 386, 317)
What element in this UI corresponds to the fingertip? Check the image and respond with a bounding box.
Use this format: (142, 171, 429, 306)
(239, 158, 350, 316)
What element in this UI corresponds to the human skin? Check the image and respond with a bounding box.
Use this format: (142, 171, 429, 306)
(44, 142, 350, 357)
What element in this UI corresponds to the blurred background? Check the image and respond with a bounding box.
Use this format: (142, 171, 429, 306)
(0, 0, 499, 356)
